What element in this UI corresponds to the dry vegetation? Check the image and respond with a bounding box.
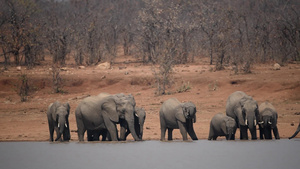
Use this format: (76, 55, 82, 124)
(0, 56, 299, 141)
(0, 0, 299, 141)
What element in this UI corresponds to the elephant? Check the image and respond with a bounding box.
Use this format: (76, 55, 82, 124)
(159, 98, 198, 141)
(258, 102, 280, 139)
(120, 107, 146, 141)
(289, 120, 300, 139)
(87, 107, 146, 141)
(47, 101, 70, 142)
(75, 93, 141, 141)
(226, 91, 259, 140)
(208, 113, 237, 140)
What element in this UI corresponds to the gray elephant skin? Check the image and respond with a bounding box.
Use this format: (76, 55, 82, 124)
(122, 107, 146, 140)
(87, 107, 146, 141)
(160, 98, 198, 141)
(75, 93, 141, 141)
(226, 91, 259, 140)
(258, 102, 280, 139)
(289, 119, 300, 139)
(47, 101, 70, 142)
(208, 113, 237, 140)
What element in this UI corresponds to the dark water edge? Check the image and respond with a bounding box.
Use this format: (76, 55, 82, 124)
(1, 139, 299, 169)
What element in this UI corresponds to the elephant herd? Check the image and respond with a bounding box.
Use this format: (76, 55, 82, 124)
(47, 91, 300, 142)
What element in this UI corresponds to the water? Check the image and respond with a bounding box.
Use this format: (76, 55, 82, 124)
(1, 139, 299, 169)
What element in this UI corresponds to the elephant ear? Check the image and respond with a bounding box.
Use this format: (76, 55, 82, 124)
(63, 102, 70, 115)
(175, 106, 186, 123)
(236, 105, 246, 126)
(50, 101, 60, 120)
(221, 120, 227, 135)
(102, 97, 119, 123)
(192, 114, 196, 123)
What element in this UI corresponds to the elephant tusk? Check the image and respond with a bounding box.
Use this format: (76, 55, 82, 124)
(65, 123, 68, 128)
(254, 119, 257, 126)
(58, 123, 60, 128)
(245, 119, 248, 126)
(268, 121, 272, 125)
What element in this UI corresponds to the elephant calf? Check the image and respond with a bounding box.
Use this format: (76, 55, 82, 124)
(47, 101, 71, 142)
(258, 102, 280, 140)
(208, 113, 237, 140)
(160, 98, 198, 141)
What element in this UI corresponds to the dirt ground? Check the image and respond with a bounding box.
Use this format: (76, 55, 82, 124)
(0, 56, 300, 141)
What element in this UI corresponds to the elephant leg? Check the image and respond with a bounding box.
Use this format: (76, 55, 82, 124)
(160, 117, 167, 141)
(63, 127, 70, 141)
(55, 127, 62, 141)
(76, 116, 86, 142)
(187, 119, 198, 140)
(213, 136, 217, 140)
(93, 131, 100, 141)
(167, 128, 173, 140)
(48, 122, 54, 142)
(208, 128, 214, 140)
(178, 121, 188, 141)
(87, 130, 93, 141)
(250, 128, 257, 140)
(259, 126, 264, 139)
(264, 127, 272, 139)
(273, 126, 280, 139)
(101, 130, 108, 141)
(103, 116, 118, 141)
(119, 120, 128, 141)
(240, 126, 248, 140)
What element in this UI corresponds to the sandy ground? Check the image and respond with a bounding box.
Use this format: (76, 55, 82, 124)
(0, 56, 299, 141)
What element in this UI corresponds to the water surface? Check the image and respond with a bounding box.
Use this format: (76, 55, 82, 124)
(1, 139, 299, 169)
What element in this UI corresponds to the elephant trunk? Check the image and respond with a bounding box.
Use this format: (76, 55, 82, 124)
(56, 116, 66, 141)
(125, 112, 141, 141)
(289, 123, 300, 139)
(139, 122, 144, 140)
(247, 116, 257, 140)
(227, 133, 233, 140)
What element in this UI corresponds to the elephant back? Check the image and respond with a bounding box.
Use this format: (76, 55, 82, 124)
(226, 91, 246, 117)
(160, 98, 181, 114)
(259, 102, 276, 115)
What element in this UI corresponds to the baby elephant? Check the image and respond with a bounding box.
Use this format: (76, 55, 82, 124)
(258, 102, 280, 139)
(160, 98, 198, 141)
(208, 113, 237, 140)
(47, 101, 71, 142)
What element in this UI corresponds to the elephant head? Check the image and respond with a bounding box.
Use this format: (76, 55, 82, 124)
(49, 102, 70, 141)
(176, 102, 197, 123)
(237, 97, 259, 139)
(224, 118, 237, 140)
(101, 95, 141, 141)
(258, 109, 277, 129)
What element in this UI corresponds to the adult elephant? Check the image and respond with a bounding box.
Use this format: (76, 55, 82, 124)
(289, 119, 300, 139)
(120, 107, 146, 141)
(160, 98, 198, 141)
(226, 91, 259, 140)
(75, 93, 141, 141)
(86, 92, 110, 141)
(258, 102, 280, 139)
(208, 113, 237, 140)
(47, 101, 70, 142)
